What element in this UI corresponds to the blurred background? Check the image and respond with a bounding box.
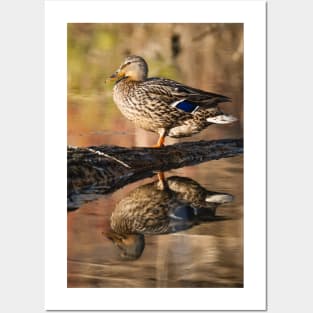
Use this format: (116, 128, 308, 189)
(67, 24, 243, 288)
(67, 23, 243, 147)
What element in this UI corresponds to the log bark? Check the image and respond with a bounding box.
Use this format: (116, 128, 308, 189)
(68, 138, 243, 209)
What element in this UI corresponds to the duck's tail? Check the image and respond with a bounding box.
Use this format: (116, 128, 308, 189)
(206, 113, 237, 124)
(205, 193, 234, 204)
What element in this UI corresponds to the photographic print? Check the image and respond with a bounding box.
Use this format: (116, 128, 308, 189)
(67, 22, 243, 288)
(46, 1, 266, 310)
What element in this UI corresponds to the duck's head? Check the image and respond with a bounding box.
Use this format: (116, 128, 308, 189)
(105, 231, 145, 261)
(107, 55, 148, 82)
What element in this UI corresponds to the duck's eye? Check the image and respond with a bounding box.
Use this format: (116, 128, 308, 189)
(121, 61, 131, 70)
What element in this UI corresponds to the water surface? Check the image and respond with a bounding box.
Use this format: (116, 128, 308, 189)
(67, 152, 243, 288)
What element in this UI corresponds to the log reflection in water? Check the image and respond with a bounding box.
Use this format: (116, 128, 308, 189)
(68, 138, 242, 210)
(105, 174, 234, 260)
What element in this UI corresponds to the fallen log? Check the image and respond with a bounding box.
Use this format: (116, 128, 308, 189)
(68, 138, 243, 209)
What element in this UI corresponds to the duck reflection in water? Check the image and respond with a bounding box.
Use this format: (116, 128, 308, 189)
(105, 173, 234, 261)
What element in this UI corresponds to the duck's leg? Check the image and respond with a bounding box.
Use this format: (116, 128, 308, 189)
(153, 129, 167, 148)
(157, 171, 165, 183)
(156, 171, 167, 190)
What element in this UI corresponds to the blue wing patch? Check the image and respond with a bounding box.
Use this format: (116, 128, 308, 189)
(173, 100, 199, 113)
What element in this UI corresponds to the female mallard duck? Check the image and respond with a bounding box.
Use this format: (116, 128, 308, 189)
(107, 55, 237, 147)
(109, 174, 233, 235)
(105, 174, 233, 260)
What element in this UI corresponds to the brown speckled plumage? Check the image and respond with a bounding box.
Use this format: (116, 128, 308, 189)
(108, 55, 237, 146)
(106, 175, 234, 260)
(110, 175, 233, 235)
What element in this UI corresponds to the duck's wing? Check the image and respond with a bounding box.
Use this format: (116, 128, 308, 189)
(143, 78, 231, 110)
